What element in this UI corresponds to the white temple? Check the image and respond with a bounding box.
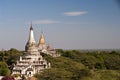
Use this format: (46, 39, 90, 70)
(12, 24, 53, 78)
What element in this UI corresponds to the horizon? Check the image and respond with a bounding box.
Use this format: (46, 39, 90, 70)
(0, 0, 120, 50)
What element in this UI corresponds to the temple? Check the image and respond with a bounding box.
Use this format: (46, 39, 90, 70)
(38, 31, 60, 57)
(12, 23, 60, 78)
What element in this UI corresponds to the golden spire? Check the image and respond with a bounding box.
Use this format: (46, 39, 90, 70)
(39, 31, 45, 45)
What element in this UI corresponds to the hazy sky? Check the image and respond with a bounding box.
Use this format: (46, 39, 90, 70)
(0, 0, 120, 50)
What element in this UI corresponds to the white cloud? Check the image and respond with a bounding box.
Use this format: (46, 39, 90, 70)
(33, 20, 60, 24)
(63, 11, 87, 16)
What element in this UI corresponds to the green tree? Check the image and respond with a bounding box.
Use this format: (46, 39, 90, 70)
(35, 68, 72, 80)
(72, 69, 92, 80)
(0, 62, 10, 76)
(0, 68, 10, 76)
(104, 56, 120, 70)
(81, 56, 97, 69)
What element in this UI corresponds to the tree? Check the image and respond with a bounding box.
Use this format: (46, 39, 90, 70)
(81, 56, 97, 69)
(104, 56, 120, 70)
(72, 69, 92, 80)
(0, 62, 8, 68)
(35, 68, 72, 80)
(0, 62, 10, 76)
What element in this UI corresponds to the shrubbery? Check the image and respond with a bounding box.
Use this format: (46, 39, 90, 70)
(36, 49, 120, 80)
(0, 49, 120, 80)
(0, 62, 10, 76)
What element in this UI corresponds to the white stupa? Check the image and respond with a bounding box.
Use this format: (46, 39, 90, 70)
(12, 23, 50, 77)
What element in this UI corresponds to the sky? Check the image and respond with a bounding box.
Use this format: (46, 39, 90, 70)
(0, 0, 120, 50)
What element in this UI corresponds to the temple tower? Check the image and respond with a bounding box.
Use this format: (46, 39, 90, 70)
(28, 24, 36, 44)
(38, 31, 47, 50)
(25, 23, 38, 53)
(39, 31, 45, 46)
(12, 23, 50, 78)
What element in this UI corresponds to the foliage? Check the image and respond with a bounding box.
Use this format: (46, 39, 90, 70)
(0, 62, 8, 68)
(0, 62, 10, 76)
(38, 53, 92, 80)
(41, 53, 85, 70)
(0, 68, 10, 76)
(104, 55, 120, 70)
(35, 68, 72, 80)
(61, 50, 120, 70)
(92, 70, 120, 80)
(37, 49, 120, 80)
(0, 48, 24, 70)
(0, 49, 120, 80)
(0, 48, 23, 76)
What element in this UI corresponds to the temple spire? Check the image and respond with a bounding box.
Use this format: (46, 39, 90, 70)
(28, 22, 36, 44)
(30, 22, 33, 30)
(25, 22, 38, 52)
(39, 30, 45, 45)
